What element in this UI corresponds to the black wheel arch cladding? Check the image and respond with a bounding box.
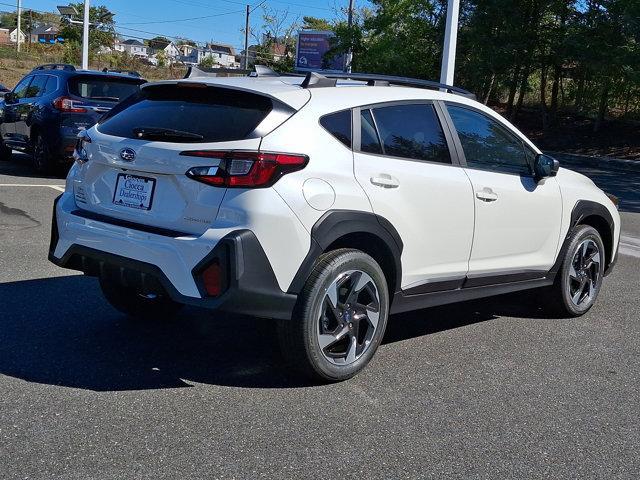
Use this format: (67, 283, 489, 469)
(287, 210, 403, 295)
(549, 199, 616, 277)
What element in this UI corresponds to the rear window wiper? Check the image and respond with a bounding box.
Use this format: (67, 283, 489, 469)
(132, 127, 204, 141)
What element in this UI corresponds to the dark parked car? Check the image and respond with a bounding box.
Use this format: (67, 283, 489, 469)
(0, 64, 146, 174)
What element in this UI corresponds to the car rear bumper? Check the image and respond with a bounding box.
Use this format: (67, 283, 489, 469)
(56, 126, 82, 161)
(49, 193, 297, 320)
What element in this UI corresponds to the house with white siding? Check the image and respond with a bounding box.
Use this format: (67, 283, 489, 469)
(114, 39, 148, 58)
(149, 42, 181, 65)
(179, 43, 239, 68)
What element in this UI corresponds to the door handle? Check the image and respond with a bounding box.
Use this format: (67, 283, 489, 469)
(370, 174, 399, 189)
(475, 188, 498, 202)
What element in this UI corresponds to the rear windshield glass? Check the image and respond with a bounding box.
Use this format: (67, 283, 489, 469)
(69, 75, 143, 102)
(97, 84, 273, 143)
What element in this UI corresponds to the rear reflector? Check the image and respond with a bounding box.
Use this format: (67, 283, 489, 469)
(201, 260, 222, 297)
(182, 151, 308, 188)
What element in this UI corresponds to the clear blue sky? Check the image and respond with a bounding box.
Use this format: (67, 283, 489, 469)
(8, 0, 358, 51)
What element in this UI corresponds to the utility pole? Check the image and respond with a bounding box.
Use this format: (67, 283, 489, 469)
(81, 0, 90, 69)
(28, 9, 33, 46)
(440, 0, 460, 87)
(16, 0, 21, 52)
(243, 4, 250, 69)
(346, 0, 354, 73)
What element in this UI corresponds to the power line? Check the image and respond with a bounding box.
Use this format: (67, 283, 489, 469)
(168, 0, 333, 13)
(0, 0, 330, 60)
(119, 9, 244, 26)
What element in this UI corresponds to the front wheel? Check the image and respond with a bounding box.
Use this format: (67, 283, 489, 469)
(549, 225, 605, 317)
(0, 140, 11, 161)
(99, 275, 184, 320)
(278, 249, 390, 382)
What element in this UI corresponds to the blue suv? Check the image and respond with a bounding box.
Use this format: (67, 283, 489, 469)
(0, 64, 146, 174)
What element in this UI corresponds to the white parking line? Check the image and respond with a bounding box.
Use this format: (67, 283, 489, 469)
(0, 183, 65, 193)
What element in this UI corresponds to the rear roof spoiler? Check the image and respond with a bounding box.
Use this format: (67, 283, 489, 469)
(101, 68, 142, 78)
(184, 65, 280, 79)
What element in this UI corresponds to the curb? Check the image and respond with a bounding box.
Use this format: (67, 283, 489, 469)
(546, 151, 640, 173)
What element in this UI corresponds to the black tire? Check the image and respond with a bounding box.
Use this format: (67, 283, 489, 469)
(99, 275, 184, 320)
(278, 248, 390, 382)
(0, 141, 11, 161)
(32, 134, 56, 175)
(548, 225, 605, 317)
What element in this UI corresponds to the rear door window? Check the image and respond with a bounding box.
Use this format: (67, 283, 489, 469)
(98, 84, 274, 143)
(43, 75, 58, 95)
(370, 103, 451, 164)
(69, 75, 143, 102)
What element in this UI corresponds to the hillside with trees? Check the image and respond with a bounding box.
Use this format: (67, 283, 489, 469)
(319, 0, 640, 158)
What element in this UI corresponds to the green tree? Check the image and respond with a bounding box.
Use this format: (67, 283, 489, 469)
(301, 16, 333, 31)
(249, 7, 298, 73)
(176, 38, 196, 47)
(199, 55, 217, 69)
(60, 2, 116, 53)
(147, 36, 171, 50)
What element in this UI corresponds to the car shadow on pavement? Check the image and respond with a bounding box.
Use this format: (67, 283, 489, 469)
(0, 274, 559, 392)
(0, 152, 67, 180)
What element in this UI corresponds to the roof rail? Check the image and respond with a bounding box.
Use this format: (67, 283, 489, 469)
(32, 63, 76, 72)
(300, 71, 476, 99)
(102, 68, 141, 78)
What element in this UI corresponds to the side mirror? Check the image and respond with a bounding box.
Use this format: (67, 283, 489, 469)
(534, 154, 559, 179)
(4, 92, 17, 104)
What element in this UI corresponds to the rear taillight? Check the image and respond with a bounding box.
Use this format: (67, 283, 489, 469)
(53, 96, 87, 113)
(73, 129, 92, 163)
(182, 151, 308, 188)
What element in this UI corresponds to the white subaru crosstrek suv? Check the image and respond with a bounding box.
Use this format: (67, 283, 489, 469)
(50, 70, 620, 381)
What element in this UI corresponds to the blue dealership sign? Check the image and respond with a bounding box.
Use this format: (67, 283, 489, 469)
(295, 30, 344, 72)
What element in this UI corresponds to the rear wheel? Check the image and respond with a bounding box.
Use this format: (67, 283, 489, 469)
(549, 225, 605, 317)
(32, 134, 56, 175)
(278, 249, 390, 382)
(99, 275, 184, 320)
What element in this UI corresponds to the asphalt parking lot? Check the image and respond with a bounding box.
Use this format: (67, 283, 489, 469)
(1, 153, 639, 479)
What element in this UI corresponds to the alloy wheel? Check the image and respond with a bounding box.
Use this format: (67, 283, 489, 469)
(316, 270, 381, 365)
(568, 238, 601, 307)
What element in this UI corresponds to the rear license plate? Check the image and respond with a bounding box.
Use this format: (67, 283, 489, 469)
(113, 173, 156, 211)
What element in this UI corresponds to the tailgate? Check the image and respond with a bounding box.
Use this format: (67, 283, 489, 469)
(71, 82, 296, 236)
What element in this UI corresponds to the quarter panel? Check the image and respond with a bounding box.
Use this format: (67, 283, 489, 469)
(262, 103, 373, 231)
(214, 187, 311, 292)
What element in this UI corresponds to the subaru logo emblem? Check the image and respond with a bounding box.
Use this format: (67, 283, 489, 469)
(119, 148, 136, 162)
